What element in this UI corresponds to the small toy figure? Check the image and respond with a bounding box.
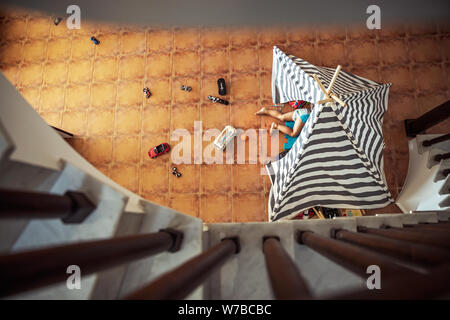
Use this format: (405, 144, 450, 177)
(208, 95, 229, 105)
(148, 143, 170, 158)
(214, 125, 236, 151)
(217, 78, 226, 95)
(54, 17, 62, 26)
(90, 36, 100, 45)
(171, 167, 182, 178)
(143, 87, 151, 99)
(180, 85, 192, 92)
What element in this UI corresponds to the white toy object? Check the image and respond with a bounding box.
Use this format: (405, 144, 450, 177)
(214, 125, 236, 151)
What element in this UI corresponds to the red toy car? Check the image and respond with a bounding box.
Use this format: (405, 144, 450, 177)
(148, 143, 170, 158)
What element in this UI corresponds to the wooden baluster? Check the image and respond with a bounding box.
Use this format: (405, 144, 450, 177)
(0, 188, 96, 223)
(125, 237, 240, 300)
(0, 229, 183, 297)
(357, 226, 450, 249)
(296, 230, 418, 278)
(263, 236, 312, 299)
(332, 228, 450, 267)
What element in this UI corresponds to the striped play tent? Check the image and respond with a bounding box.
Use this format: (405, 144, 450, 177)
(266, 46, 393, 221)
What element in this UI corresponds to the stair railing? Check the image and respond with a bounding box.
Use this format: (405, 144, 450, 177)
(125, 237, 240, 299)
(404, 100, 450, 137)
(0, 229, 183, 297)
(435, 152, 450, 162)
(0, 188, 96, 224)
(1, 204, 450, 300)
(263, 236, 312, 299)
(422, 133, 450, 147)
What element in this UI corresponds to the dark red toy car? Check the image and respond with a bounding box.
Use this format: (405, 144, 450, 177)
(148, 143, 170, 158)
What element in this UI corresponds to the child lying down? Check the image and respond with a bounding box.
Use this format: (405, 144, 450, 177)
(256, 102, 313, 137)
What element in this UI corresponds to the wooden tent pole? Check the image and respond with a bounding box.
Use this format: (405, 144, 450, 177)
(327, 65, 342, 95)
(331, 94, 346, 106)
(313, 66, 346, 107)
(313, 74, 328, 96)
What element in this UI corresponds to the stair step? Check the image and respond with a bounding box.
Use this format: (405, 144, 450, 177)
(0, 159, 62, 254)
(434, 161, 450, 182)
(204, 222, 294, 299)
(437, 211, 450, 221)
(397, 138, 444, 212)
(439, 196, 450, 208)
(90, 212, 145, 300)
(6, 161, 128, 300)
(355, 214, 404, 228)
(428, 148, 450, 169)
(399, 211, 438, 224)
(292, 218, 366, 297)
(117, 200, 203, 299)
(417, 134, 450, 155)
(439, 176, 450, 196)
(0, 119, 14, 165)
(416, 186, 448, 211)
(204, 218, 365, 299)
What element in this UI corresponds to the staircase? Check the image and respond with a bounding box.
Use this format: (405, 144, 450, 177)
(1, 72, 450, 300)
(396, 134, 450, 213)
(0, 72, 203, 299)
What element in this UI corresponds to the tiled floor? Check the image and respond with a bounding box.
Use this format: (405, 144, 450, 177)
(0, 8, 449, 221)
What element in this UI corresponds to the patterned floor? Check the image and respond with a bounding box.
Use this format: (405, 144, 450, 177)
(0, 7, 449, 222)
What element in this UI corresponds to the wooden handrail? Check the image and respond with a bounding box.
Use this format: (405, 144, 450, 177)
(332, 229, 450, 267)
(435, 152, 450, 162)
(125, 237, 240, 300)
(422, 133, 450, 147)
(0, 229, 183, 297)
(404, 223, 450, 232)
(263, 236, 312, 299)
(0, 188, 96, 223)
(296, 230, 418, 278)
(404, 100, 450, 137)
(357, 226, 450, 249)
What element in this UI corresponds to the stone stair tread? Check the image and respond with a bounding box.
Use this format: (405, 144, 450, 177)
(0, 118, 14, 165)
(439, 196, 450, 208)
(117, 200, 203, 299)
(417, 134, 450, 155)
(435, 161, 450, 182)
(7, 162, 127, 300)
(427, 147, 450, 169)
(397, 138, 447, 212)
(439, 176, 450, 195)
(205, 222, 294, 300)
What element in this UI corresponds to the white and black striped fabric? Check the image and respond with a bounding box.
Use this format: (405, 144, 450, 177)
(267, 46, 393, 221)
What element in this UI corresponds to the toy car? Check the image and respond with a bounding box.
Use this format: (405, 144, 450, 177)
(217, 78, 226, 95)
(148, 143, 170, 158)
(143, 87, 151, 99)
(172, 167, 182, 177)
(90, 36, 100, 45)
(208, 95, 229, 105)
(180, 85, 192, 92)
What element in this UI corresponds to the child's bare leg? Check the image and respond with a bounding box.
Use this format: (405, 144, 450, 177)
(270, 122, 292, 136)
(256, 107, 282, 120)
(291, 118, 305, 137)
(271, 118, 305, 137)
(276, 124, 294, 136)
(269, 122, 278, 135)
(256, 107, 295, 121)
